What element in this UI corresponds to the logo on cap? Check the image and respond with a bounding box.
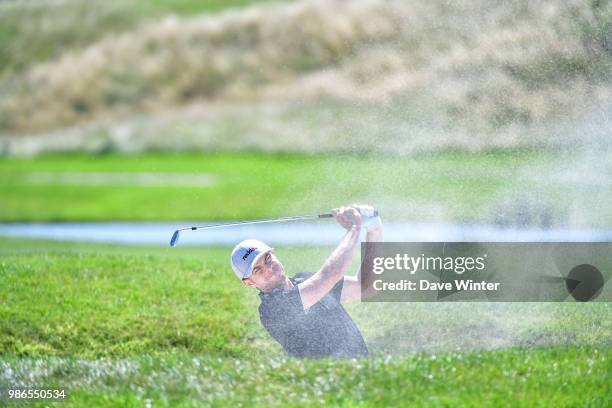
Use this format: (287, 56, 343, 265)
(242, 247, 257, 260)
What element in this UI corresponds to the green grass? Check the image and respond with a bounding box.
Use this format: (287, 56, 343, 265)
(1, 347, 609, 407)
(1, 150, 611, 227)
(1, 238, 610, 358)
(0, 238, 610, 406)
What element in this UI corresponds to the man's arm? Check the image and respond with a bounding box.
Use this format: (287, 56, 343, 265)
(297, 207, 361, 310)
(340, 225, 383, 303)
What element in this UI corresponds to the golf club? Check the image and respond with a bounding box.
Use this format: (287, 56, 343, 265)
(169, 210, 378, 247)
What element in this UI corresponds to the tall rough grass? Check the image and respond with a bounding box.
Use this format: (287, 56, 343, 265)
(0, 0, 610, 144)
(0, 0, 138, 77)
(0, 0, 279, 77)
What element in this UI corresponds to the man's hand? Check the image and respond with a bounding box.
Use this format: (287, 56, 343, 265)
(331, 206, 362, 231)
(339, 204, 383, 304)
(352, 204, 382, 232)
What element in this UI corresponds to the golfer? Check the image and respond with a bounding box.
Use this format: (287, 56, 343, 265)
(230, 204, 382, 358)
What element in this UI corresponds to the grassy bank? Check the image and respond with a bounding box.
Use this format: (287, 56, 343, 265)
(1, 347, 609, 407)
(1, 150, 611, 227)
(0, 238, 610, 406)
(1, 238, 610, 358)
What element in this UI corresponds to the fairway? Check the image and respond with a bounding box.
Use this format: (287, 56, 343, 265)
(0, 238, 610, 406)
(2, 151, 611, 227)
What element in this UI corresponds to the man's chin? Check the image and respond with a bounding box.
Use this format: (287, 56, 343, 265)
(269, 274, 286, 286)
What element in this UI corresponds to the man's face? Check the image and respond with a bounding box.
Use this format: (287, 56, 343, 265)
(243, 250, 286, 291)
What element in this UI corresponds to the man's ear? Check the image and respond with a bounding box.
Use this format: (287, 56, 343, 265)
(242, 278, 256, 288)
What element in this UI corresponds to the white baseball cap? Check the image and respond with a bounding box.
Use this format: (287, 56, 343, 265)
(230, 239, 273, 280)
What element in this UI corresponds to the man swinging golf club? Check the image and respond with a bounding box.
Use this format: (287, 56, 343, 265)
(230, 204, 382, 358)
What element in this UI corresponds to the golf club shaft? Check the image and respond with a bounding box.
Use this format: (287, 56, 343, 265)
(170, 210, 378, 246)
(179, 213, 333, 232)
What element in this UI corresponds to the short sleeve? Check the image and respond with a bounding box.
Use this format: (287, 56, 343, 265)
(331, 277, 345, 302)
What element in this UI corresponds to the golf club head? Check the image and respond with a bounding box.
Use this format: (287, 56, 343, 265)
(170, 230, 180, 247)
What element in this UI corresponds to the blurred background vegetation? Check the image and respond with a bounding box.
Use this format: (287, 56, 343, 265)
(0, 0, 610, 225)
(1, 0, 610, 152)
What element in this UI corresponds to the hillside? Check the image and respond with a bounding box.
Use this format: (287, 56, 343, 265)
(0, 0, 611, 155)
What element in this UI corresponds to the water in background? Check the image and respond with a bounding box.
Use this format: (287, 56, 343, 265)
(1, 221, 611, 246)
